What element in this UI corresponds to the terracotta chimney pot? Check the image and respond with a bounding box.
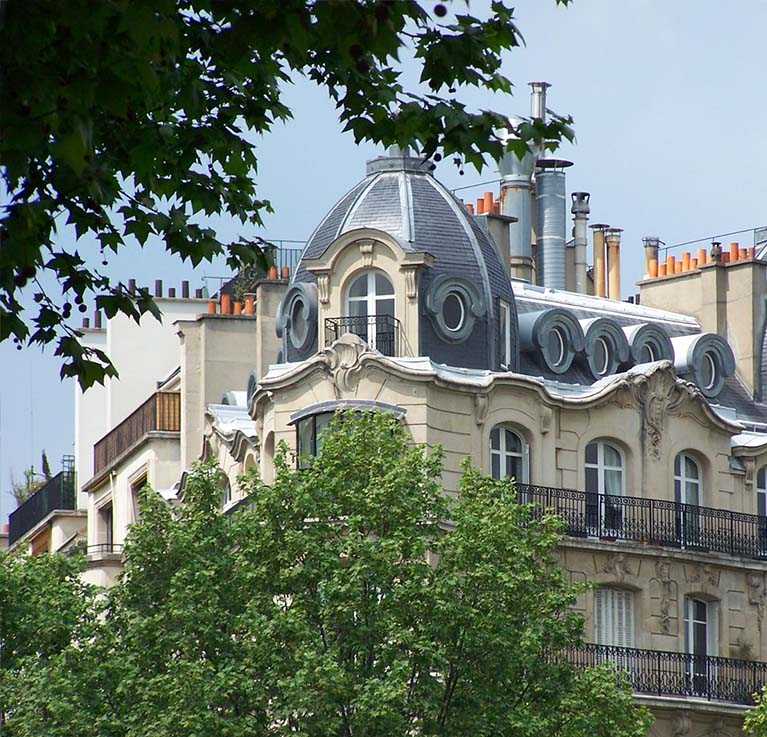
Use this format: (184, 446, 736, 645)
(267, 265, 279, 280)
(658, 263, 667, 277)
(674, 260, 683, 274)
(697, 248, 707, 265)
(466, 203, 474, 215)
(648, 258, 658, 278)
(691, 258, 698, 270)
(221, 293, 232, 315)
(483, 191, 494, 213)
(682, 252, 691, 271)
(722, 252, 731, 264)
(281, 265, 290, 280)
(667, 255, 676, 274)
(233, 300, 242, 315)
(730, 242, 740, 261)
(244, 294, 255, 315)
(476, 198, 485, 215)
(207, 299, 217, 315)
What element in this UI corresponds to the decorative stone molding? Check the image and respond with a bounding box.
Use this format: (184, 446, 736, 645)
(747, 571, 766, 639)
(684, 562, 720, 588)
(316, 272, 330, 305)
(401, 265, 419, 301)
(653, 559, 676, 635)
(744, 456, 756, 491)
(671, 712, 691, 737)
(597, 552, 636, 582)
(473, 394, 488, 426)
(621, 363, 703, 460)
(540, 405, 553, 435)
(323, 332, 371, 398)
(358, 239, 375, 268)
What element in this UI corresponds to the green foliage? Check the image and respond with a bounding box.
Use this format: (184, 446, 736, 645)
(0, 551, 93, 732)
(3, 413, 648, 737)
(9, 467, 44, 508)
(746, 686, 767, 735)
(0, 1, 574, 388)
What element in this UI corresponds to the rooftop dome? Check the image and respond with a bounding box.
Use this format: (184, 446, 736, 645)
(292, 146, 517, 370)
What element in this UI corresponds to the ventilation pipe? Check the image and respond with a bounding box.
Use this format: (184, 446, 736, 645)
(529, 81, 550, 122)
(606, 227, 623, 300)
(590, 224, 609, 297)
(571, 193, 590, 294)
(499, 116, 536, 282)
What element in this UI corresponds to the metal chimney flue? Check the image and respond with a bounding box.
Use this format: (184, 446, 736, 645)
(605, 227, 623, 300)
(536, 157, 572, 291)
(571, 193, 590, 294)
(529, 81, 550, 122)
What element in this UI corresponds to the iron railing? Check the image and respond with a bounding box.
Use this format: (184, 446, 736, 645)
(8, 462, 76, 546)
(324, 315, 403, 357)
(86, 543, 124, 555)
(516, 483, 767, 559)
(93, 392, 181, 475)
(569, 643, 767, 705)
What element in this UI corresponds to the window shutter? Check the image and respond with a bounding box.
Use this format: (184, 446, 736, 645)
(596, 588, 634, 647)
(595, 589, 607, 645)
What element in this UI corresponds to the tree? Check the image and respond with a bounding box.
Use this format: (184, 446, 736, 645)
(0, 1, 574, 389)
(0, 551, 94, 732)
(8, 467, 44, 508)
(40, 451, 52, 482)
(5, 412, 650, 737)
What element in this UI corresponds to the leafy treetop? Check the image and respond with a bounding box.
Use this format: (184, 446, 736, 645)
(0, 0, 573, 388)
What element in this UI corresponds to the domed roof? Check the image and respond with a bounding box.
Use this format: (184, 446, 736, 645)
(292, 147, 514, 314)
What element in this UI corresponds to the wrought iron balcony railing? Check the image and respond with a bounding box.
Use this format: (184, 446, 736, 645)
(93, 391, 181, 475)
(8, 462, 76, 546)
(86, 543, 124, 555)
(324, 315, 403, 357)
(569, 643, 767, 705)
(516, 483, 767, 559)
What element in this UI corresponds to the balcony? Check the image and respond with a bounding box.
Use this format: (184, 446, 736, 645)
(517, 483, 767, 560)
(569, 643, 767, 705)
(324, 315, 404, 357)
(93, 392, 180, 475)
(8, 463, 76, 546)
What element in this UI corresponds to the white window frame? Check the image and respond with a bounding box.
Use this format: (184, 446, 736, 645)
(684, 597, 718, 657)
(489, 425, 529, 484)
(595, 587, 635, 648)
(585, 441, 625, 496)
(345, 270, 395, 349)
(499, 299, 512, 370)
(675, 452, 702, 506)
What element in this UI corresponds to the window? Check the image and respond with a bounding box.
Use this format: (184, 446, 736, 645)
(585, 441, 624, 535)
(674, 453, 701, 506)
(640, 342, 656, 363)
(130, 474, 147, 522)
(290, 297, 307, 345)
(346, 271, 395, 352)
(701, 352, 717, 391)
(594, 337, 610, 376)
(548, 326, 566, 368)
(758, 467, 767, 518)
(442, 291, 465, 332)
(98, 502, 113, 550)
(296, 412, 334, 469)
(219, 474, 232, 507)
(685, 597, 718, 693)
(585, 441, 624, 495)
(489, 425, 529, 483)
(595, 588, 635, 648)
(499, 300, 512, 370)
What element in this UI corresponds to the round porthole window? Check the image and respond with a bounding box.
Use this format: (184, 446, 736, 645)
(594, 336, 610, 376)
(548, 327, 566, 368)
(702, 351, 717, 391)
(640, 342, 656, 363)
(442, 291, 465, 332)
(290, 297, 307, 345)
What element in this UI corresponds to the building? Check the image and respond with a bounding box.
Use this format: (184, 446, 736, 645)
(10, 81, 767, 736)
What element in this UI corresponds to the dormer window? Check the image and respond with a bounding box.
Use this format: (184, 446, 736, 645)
(345, 270, 396, 353)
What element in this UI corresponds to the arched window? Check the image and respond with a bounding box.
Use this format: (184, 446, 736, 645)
(346, 270, 395, 354)
(585, 440, 624, 536)
(489, 425, 529, 483)
(674, 452, 701, 506)
(585, 441, 624, 495)
(757, 466, 767, 518)
(595, 587, 635, 648)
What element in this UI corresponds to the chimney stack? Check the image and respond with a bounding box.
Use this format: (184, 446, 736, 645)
(529, 81, 550, 122)
(605, 227, 623, 300)
(643, 236, 661, 278)
(591, 224, 609, 298)
(571, 192, 590, 294)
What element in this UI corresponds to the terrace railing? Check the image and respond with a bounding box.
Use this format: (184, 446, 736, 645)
(93, 392, 181, 475)
(569, 643, 767, 705)
(516, 483, 767, 560)
(324, 314, 403, 357)
(8, 466, 76, 546)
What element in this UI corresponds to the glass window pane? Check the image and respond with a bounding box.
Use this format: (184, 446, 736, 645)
(674, 453, 681, 475)
(499, 303, 508, 365)
(315, 413, 333, 454)
(349, 275, 368, 298)
(349, 300, 368, 318)
(759, 467, 767, 489)
(377, 298, 395, 318)
(603, 444, 622, 468)
(585, 467, 599, 493)
(685, 455, 699, 479)
(585, 442, 598, 465)
(297, 418, 314, 467)
(490, 428, 500, 450)
(686, 480, 699, 506)
(759, 491, 766, 517)
(506, 456, 519, 480)
(694, 599, 707, 623)
(491, 453, 501, 480)
(604, 469, 623, 495)
(505, 429, 521, 453)
(375, 273, 394, 295)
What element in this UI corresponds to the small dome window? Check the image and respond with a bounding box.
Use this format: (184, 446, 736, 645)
(702, 351, 717, 391)
(547, 326, 566, 368)
(594, 336, 610, 376)
(640, 342, 656, 363)
(290, 298, 307, 345)
(442, 291, 466, 332)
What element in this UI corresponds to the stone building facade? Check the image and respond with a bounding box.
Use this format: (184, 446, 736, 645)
(9, 83, 767, 736)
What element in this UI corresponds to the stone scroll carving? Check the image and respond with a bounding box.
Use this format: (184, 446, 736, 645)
(650, 559, 677, 636)
(323, 333, 370, 398)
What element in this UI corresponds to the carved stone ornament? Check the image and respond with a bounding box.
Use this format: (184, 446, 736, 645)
(700, 718, 733, 737)
(316, 272, 330, 305)
(598, 552, 636, 583)
(654, 559, 675, 635)
(402, 265, 418, 301)
(744, 456, 756, 491)
(684, 563, 720, 588)
(540, 405, 553, 435)
(323, 332, 371, 398)
(671, 712, 691, 737)
(358, 239, 375, 268)
(473, 394, 488, 426)
(747, 571, 766, 637)
(622, 363, 702, 460)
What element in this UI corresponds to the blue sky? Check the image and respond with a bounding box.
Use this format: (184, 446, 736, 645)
(3, 0, 767, 521)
